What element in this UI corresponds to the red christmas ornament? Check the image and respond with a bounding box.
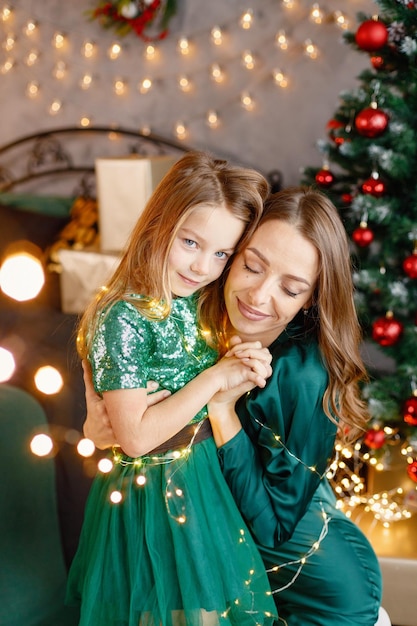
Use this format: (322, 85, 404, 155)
(371, 55, 385, 70)
(372, 312, 404, 346)
(363, 428, 386, 449)
(355, 107, 389, 138)
(352, 222, 374, 247)
(403, 395, 417, 426)
(407, 460, 417, 484)
(403, 252, 417, 278)
(361, 174, 386, 197)
(326, 119, 345, 145)
(315, 168, 335, 187)
(342, 193, 353, 204)
(355, 19, 388, 51)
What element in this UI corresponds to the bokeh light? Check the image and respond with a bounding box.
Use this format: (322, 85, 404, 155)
(34, 365, 63, 395)
(0, 347, 15, 382)
(30, 433, 54, 456)
(0, 248, 45, 301)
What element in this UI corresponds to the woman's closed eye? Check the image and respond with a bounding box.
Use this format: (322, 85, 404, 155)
(243, 262, 261, 274)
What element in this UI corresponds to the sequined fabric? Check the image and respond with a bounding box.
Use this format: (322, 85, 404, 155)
(90, 294, 218, 423)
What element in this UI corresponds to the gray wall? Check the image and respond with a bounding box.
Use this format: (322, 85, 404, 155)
(1, 0, 375, 184)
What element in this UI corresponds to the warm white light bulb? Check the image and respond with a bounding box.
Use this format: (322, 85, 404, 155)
(240, 9, 253, 29)
(4, 33, 15, 51)
(0, 347, 15, 382)
(206, 110, 219, 129)
(178, 75, 192, 92)
(242, 50, 255, 70)
(0, 252, 44, 300)
(241, 92, 255, 111)
(275, 30, 288, 51)
(30, 433, 54, 457)
(144, 44, 157, 60)
(211, 26, 223, 45)
(49, 99, 62, 115)
(24, 20, 37, 36)
(1, 58, 14, 73)
(310, 4, 324, 24)
(304, 39, 319, 59)
(82, 41, 96, 58)
(53, 32, 65, 49)
(177, 37, 190, 55)
(210, 63, 225, 83)
(272, 68, 288, 88)
(34, 365, 63, 395)
(174, 121, 188, 140)
(77, 438, 95, 457)
(139, 78, 152, 94)
(1, 5, 12, 22)
(108, 42, 122, 59)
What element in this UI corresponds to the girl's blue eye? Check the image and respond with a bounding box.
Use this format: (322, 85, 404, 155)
(184, 238, 197, 247)
(215, 251, 228, 259)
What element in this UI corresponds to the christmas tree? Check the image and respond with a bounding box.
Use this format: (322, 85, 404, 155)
(301, 0, 417, 518)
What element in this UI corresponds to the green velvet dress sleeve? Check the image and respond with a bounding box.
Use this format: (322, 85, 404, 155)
(217, 330, 338, 549)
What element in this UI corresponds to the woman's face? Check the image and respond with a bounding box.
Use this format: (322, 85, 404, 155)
(224, 219, 319, 347)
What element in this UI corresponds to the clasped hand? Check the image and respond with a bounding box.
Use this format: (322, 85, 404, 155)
(81, 337, 271, 450)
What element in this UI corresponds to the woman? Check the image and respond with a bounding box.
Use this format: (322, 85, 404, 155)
(83, 187, 383, 625)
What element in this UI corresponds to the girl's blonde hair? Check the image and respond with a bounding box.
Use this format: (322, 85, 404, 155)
(212, 186, 370, 443)
(77, 151, 269, 358)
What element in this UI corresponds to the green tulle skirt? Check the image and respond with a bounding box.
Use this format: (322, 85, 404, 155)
(66, 437, 276, 626)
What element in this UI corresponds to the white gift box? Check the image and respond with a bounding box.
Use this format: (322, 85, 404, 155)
(95, 155, 179, 253)
(58, 248, 120, 314)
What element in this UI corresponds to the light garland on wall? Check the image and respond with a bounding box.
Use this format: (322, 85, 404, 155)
(0, 1, 359, 138)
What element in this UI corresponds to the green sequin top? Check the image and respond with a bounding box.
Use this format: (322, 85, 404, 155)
(89, 294, 218, 424)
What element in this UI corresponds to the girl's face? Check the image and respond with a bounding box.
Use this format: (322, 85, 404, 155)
(168, 204, 245, 298)
(224, 220, 319, 347)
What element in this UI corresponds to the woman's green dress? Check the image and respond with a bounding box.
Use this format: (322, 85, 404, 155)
(218, 316, 383, 626)
(66, 295, 276, 626)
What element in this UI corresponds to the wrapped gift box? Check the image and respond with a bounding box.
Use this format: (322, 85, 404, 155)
(58, 248, 120, 314)
(96, 155, 179, 253)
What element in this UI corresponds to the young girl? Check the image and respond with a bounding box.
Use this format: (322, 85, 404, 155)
(66, 152, 276, 626)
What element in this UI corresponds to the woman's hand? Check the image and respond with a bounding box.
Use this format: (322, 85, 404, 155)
(81, 360, 171, 449)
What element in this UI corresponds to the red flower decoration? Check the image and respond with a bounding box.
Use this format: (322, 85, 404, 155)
(90, 0, 177, 41)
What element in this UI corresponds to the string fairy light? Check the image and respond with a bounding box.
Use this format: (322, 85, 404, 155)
(108, 42, 122, 59)
(3, 33, 15, 51)
(26, 80, 39, 97)
(138, 77, 152, 94)
(304, 38, 319, 59)
(272, 68, 289, 88)
(240, 9, 254, 30)
(144, 43, 157, 60)
(0, 4, 12, 22)
(240, 91, 255, 111)
(1, 58, 14, 73)
(275, 30, 289, 51)
(82, 40, 96, 58)
(206, 109, 220, 129)
(80, 73, 93, 90)
(177, 74, 192, 92)
(210, 63, 226, 83)
(242, 49, 255, 70)
(52, 31, 66, 49)
(210, 25, 223, 45)
(1, 2, 371, 197)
